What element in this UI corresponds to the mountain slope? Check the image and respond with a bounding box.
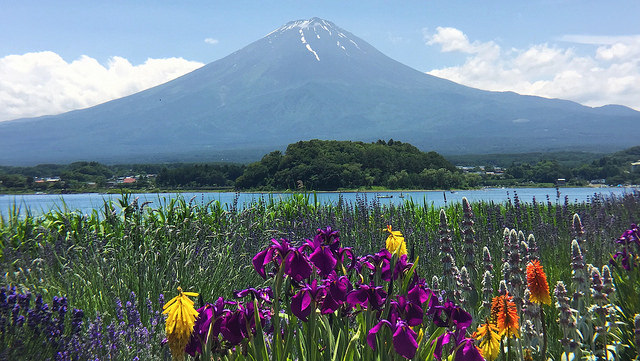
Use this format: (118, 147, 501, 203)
(1, 18, 639, 165)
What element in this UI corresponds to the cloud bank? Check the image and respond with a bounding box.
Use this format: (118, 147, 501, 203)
(0, 52, 204, 121)
(424, 27, 640, 110)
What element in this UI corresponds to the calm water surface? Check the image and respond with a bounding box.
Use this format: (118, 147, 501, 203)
(0, 187, 636, 218)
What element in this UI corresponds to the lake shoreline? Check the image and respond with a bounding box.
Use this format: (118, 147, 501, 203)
(0, 183, 618, 197)
(2, 186, 637, 219)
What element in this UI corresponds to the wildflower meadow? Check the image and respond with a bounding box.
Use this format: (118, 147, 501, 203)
(1, 191, 640, 360)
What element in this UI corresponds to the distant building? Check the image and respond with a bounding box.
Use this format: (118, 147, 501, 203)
(631, 161, 640, 172)
(123, 177, 137, 184)
(556, 178, 566, 185)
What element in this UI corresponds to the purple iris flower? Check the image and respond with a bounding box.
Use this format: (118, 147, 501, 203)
(617, 225, 640, 248)
(306, 238, 338, 276)
(338, 247, 357, 272)
(611, 249, 632, 270)
(390, 296, 423, 326)
(252, 238, 293, 279)
(221, 309, 246, 345)
(393, 254, 413, 280)
(454, 338, 484, 361)
(407, 281, 438, 309)
(185, 297, 227, 356)
(355, 256, 375, 277)
(284, 246, 312, 282)
(366, 250, 392, 281)
(321, 273, 352, 314)
(433, 332, 483, 361)
(220, 301, 266, 345)
(316, 226, 340, 245)
(346, 283, 387, 310)
(233, 287, 273, 304)
(253, 239, 312, 282)
(314, 227, 342, 257)
(611, 225, 640, 271)
(291, 280, 325, 321)
(367, 319, 418, 359)
(432, 300, 472, 332)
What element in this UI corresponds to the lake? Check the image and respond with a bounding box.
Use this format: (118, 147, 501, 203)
(1, 187, 637, 219)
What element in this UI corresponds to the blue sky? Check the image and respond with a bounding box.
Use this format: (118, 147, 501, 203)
(1, 0, 639, 121)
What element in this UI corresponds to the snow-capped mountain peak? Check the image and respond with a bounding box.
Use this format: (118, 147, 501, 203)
(265, 17, 364, 61)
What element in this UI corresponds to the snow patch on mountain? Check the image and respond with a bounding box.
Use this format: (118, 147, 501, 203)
(263, 17, 366, 60)
(299, 29, 320, 61)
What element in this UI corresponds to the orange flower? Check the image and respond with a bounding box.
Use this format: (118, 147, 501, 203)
(489, 294, 501, 324)
(491, 293, 519, 338)
(526, 260, 551, 305)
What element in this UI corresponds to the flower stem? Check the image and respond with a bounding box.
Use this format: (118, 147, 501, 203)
(540, 306, 547, 361)
(272, 262, 286, 361)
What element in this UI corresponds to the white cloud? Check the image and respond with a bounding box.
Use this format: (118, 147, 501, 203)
(0, 51, 204, 121)
(204, 38, 219, 45)
(425, 27, 477, 53)
(425, 28, 640, 110)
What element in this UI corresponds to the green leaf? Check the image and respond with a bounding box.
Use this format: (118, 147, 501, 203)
(332, 329, 344, 361)
(401, 256, 419, 294)
(342, 328, 361, 361)
(250, 298, 269, 361)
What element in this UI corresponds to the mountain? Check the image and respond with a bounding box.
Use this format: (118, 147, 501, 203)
(1, 17, 639, 166)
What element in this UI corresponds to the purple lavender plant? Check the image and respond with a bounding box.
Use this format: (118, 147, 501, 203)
(554, 281, 578, 354)
(461, 197, 477, 279)
(571, 239, 588, 311)
(527, 233, 539, 260)
(590, 267, 610, 358)
(438, 210, 458, 300)
(481, 270, 493, 314)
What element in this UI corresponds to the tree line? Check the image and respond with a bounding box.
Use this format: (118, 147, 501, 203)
(2, 142, 640, 193)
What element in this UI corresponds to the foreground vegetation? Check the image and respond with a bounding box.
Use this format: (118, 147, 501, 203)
(1, 190, 640, 359)
(3, 141, 640, 193)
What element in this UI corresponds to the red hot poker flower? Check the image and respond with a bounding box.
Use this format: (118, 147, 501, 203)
(491, 293, 519, 339)
(526, 260, 551, 305)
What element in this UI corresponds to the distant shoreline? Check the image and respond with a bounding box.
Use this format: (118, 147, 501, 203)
(0, 184, 623, 197)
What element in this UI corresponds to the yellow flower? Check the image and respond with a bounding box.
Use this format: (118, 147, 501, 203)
(384, 225, 407, 256)
(163, 287, 199, 360)
(472, 320, 501, 361)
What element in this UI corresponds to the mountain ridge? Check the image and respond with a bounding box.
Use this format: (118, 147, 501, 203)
(1, 17, 638, 166)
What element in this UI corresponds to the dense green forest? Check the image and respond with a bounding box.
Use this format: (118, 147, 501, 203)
(155, 164, 244, 188)
(2, 141, 640, 193)
(235, 139, 464, 190)
(445, 151, 605, 168)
